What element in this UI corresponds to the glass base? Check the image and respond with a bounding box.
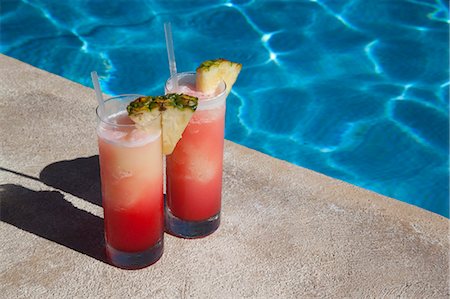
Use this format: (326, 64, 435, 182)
(106, 239, 163, 270)
(165, 208, 220, 239)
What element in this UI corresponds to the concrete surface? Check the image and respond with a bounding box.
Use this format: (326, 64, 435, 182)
(0, 54, 448, 298)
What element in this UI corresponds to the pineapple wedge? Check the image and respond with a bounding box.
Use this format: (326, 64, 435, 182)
(196, 58, 242, 95)
(127, 94, 198, 155)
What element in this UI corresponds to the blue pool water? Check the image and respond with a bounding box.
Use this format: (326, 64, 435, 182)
(1, 0, 449, 217)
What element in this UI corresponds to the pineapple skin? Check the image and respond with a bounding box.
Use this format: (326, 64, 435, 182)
(127, 94, 198, 115)
(165, 93, 198, 111)
(196, 58, 241, 71)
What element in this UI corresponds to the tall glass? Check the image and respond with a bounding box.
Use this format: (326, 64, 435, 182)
(96, 95, 164, 269)
(165, 73, 227, 238)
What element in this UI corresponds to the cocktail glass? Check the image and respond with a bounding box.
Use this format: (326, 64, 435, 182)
(164, 72, 227, 238)
(96, 94, 164, 269)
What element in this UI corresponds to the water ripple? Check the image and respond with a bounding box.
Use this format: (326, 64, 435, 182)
(364, 40, 383, 74)
(313, 0, 361, 32)
(21, 0, 88, 52)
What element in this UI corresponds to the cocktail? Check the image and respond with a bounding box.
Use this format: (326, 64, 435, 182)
(97, 94, 164, 269)
(98, 92, 198, 268)
(164, 59, 242, 238)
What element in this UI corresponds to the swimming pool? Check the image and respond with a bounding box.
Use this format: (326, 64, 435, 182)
(1, 0, 449, 217)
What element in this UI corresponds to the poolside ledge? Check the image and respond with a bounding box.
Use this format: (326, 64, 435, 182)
(1, 54, 448, 298)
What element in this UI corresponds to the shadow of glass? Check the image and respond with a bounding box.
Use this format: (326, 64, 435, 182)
(39, 155, 102, 206)
(0, 184, 106, 263)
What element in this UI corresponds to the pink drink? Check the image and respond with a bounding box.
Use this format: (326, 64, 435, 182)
(165, 73, 227, 238)
(97, 95, 163, 268)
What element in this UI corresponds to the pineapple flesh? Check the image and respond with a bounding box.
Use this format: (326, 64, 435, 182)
(196, 58, 242, 95)
(127, 94, 198, 155)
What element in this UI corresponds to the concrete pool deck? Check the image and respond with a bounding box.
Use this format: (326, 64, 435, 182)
(0, 54, 448, 298)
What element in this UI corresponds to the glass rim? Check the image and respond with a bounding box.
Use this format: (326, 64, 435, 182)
(96, 94, 144, 128)
(165, 72, 227, 103)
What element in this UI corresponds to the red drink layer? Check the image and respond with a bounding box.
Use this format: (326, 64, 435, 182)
(98, 113, 163, 252)
(166, 83, 226, 222)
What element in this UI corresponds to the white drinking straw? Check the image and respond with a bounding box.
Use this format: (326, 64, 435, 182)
(90, 71, 105, 116)
(164, 22, 178, 90)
